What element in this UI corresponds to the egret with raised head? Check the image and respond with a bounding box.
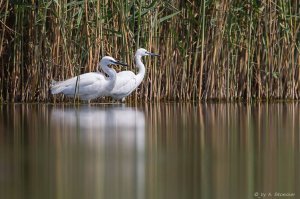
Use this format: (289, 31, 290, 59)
(109, 48, 159, 102)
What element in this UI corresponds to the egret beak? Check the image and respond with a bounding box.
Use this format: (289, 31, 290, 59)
(146, 52, 160, 57)
(114, 60, 128, 66)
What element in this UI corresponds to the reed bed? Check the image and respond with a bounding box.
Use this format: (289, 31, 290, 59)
(0, 0, 300, 102)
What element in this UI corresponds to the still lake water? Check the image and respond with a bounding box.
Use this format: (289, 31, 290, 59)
(0, 103, 299, 199)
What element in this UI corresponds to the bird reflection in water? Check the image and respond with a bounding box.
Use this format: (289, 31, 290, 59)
(51, 105, 145, 130)
(50, 105, 146, 199)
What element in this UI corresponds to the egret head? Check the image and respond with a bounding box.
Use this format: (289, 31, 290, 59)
(136, 48, 160, 57)
(100, 56, 128, 67)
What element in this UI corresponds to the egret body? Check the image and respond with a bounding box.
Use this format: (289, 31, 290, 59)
(109, 48, 159, 101)
(50, 56, 127, 102)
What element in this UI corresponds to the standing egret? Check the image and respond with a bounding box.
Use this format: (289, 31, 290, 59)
(50, 56, 127, 102)
(109, 48, 159, 102)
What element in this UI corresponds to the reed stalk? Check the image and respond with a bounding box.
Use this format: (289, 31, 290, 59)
(0, 0, 300, 103)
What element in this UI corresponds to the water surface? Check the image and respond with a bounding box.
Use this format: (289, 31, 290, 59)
(0, 103, 299, 199)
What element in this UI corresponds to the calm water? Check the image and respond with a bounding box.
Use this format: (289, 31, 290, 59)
(0, 103, 299, 199)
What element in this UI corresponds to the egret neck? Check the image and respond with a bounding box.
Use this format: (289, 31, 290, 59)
(99, 61, 117, 91)
(135, 54, 146, 87)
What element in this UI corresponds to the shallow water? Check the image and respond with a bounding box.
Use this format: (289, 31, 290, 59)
(0, 103, 299, 199)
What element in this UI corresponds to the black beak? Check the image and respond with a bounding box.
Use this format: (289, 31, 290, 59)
(113, 60, 128, 66)
(146, 52, 160, 57)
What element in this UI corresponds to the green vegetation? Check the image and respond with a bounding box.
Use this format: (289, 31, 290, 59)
(1, 0, 300, 102)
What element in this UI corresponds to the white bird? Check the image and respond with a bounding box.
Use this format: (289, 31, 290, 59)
(109, 48, 159, 102)
(50, 56, 127, 102)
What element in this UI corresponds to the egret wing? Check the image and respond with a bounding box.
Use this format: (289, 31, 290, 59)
(65, 73, 105, 96)
(110, 71, 137, 98)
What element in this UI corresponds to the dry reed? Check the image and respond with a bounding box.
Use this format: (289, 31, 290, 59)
(0, 0, 300, 103)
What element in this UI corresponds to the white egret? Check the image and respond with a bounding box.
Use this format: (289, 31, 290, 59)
(109, 48, 159, 102)
(50, 56, 127, 102)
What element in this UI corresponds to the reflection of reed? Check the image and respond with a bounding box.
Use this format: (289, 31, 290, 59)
(143, 103, 300, 199)
(0, 104, 53, 199)
(0, 103, 299, 199)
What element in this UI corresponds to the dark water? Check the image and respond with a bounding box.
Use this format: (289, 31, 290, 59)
(0, 103, 299, 199)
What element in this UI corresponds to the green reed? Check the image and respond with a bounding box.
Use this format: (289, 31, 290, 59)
(0, 0, 300, 102)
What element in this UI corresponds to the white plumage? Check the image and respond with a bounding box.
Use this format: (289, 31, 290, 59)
(50, 56, 127, 102)
(109, 48, 159, 101)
